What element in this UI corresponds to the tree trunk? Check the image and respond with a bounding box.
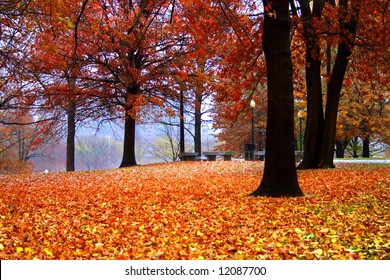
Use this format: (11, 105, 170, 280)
(179, 90, 185, 154)
(320, 43, 352, 168)
(120, 83, 139, 168)
(119, 107, 137, 167)
(319, 0, 360, 168)
(335, 140, 348, 158)
(362, 136, 370, 158)
(297, 0, 326, 170)
(66, 98, 76, 172)
(297, 49, 325, 169)
(194, 92, 202, 156)
(250, 0, 303, 197)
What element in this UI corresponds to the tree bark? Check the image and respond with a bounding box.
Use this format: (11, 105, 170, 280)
(297, 40, 324, 169)
(320, 46, 353, 167)
(66, 98, 76, 172)
(179, 90, 185, 154)
(119, 83, 139, 168)
(297, 0, 326, 170)
(335, 140, 348, 158)
(250, 0, 303, 197)
(119, 107, 137, 167)
(319, 0, 360, 168)
(362, 136, 370, 158)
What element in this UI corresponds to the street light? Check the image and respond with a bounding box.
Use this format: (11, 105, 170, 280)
(250, 99, 256, 145)
(297, 110, 305, 152)
(250, 99, 256, 160)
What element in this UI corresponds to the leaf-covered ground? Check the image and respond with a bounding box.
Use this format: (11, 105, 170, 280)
(0, 162, 389, 260)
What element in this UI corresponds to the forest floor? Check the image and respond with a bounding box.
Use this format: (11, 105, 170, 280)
(0, 161, 389, 260)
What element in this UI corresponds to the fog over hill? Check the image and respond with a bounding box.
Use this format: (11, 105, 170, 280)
(32, 122, 219, 172)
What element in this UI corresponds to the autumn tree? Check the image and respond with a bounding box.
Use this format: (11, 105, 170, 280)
(64, 0, 200, 168)
(0, 0, 38, 113)
(295, 0, 389, 168)
(336, 44, 390, 158)
(213, 97, 267, 157)
(210, 0, 267, 155)
(0, 113, 52, 173)
(16, 0, 101, 172)
(250, 0, 303, 197)
(173, 0, 237, 156)
(293, 0, 329, 169)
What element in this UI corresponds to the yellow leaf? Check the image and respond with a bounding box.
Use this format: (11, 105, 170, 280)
(295, 228, 303, 234)
(43, 248, 53, 257)
(196, 230, 203, 236)
(92, 253, 100, 257)
(16, 247, 24, 253)
(0, 244, 3, 250)
(138, 225, 145, 231)
(276, 243, 283, 248)
(24, 247, 33, 254)
(279, 237, 287, 243)
(24, 213, 29, 217)
(313, 249, 323, 256)
(161, 237, 169, 245)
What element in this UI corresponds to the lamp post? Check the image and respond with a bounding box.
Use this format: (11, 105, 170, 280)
(250, 99, 256, 159)
(297, 110, 305, 152)
(250, 100, 256, 144)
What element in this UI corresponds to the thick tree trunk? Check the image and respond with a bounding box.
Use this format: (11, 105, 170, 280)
(362, 136, 370, 158)
(297, 0, 326, 170)
(319, 0, 360, 168)
(298, 53, 325, 169)
(119, 107, 137, 167)
(120, 83, 139, 168)
(250, 0, 303, 197)
(320, 42, 352, 168)
(66, 99, 76, 172)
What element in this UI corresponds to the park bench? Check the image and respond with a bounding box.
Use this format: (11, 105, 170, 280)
(179, 152, 200, 161)
(252, 151, 302, 162)
(255, 150, 265, 161)
(203, 151, 235, 161)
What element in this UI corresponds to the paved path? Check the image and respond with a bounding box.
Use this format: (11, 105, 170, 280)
(232, 158, 390, 164)
(334, 159, 390, 164)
